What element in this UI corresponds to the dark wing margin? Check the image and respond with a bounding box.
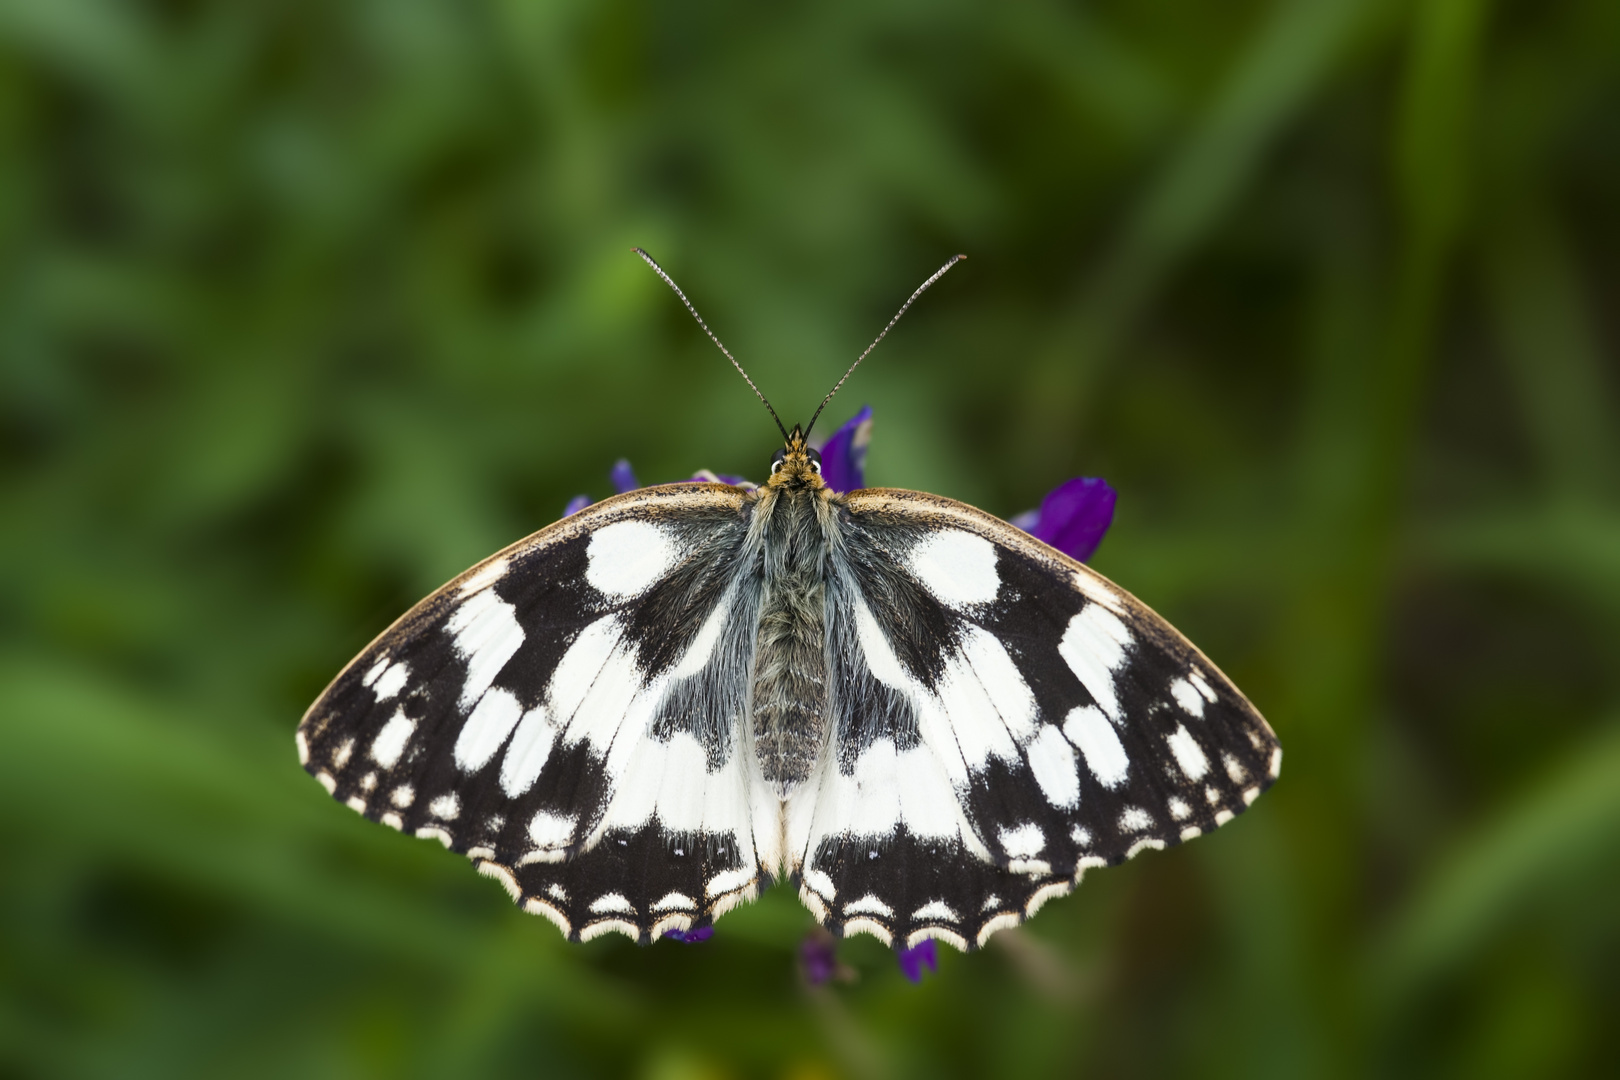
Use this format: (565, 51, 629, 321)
(296, 483, 770, 944)
(789, 488, 1280, 952)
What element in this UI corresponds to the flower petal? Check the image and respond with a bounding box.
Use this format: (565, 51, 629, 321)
(562, 494, 592, 517)
(815, 405, 872, 493)
(898, 938, 938, 983)
(689, 469, 758, 490)
(1022, 477, 1116, 562)
(610, 459, 640, 494)
(800, 931, 840, 986)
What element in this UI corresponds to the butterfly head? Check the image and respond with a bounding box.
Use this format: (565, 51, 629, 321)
(767, 425, 825, 490)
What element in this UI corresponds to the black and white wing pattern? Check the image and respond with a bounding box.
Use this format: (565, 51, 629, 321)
(297, 484, 770, 943)
(787, 489, 1280, 952)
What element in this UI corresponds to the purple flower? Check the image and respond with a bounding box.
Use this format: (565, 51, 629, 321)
(1010, 476, 1116, 562)
(688, 469, 757, 488)
(663, 925, 713, 944)
(799, 929, 857, 986)
(562, 494, 592, 517)
(801, 933, 838, 986)
(898, 938, 938, 983)
(610, 459, 640, 494)
(812, 405, 872, 493)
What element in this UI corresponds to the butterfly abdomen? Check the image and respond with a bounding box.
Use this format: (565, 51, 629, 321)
(750, 489, 834, 795)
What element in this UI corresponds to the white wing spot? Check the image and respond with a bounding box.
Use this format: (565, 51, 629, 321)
(1180, 825, 1203, 841)
(359, 772, 376, 792)
(547, 883, 567, 901)
(372, 661, 410, 702)
(1026, 725, 1081, 808)
(528, 810, 576, 849)
(1168, 796, 1191, 820)
(589, 893, 635, 915)
(1071, 570, 1124, 613)
(651, 892, 695, 912)
(455, 688, 524, 772)
(705, 867, 754, 898)
(361, 657, 389, 687)
(1119, 806, 1152, 832)
(458, 557, 509, 597)
(906, 530, 999, 607)
(667, 599, 729, 679)
(370, 710, 415, 768)
(345, 796, 366, 813)
(1224, 753, 1248, 783)
(381, 812, 403, 831)
(912, 900, 959, 923)
(1189, 671, 1217, 702)
(998, 822, 1045, 858)
(586, 520, 681, 599)
(1058, 605, 1131, 721)
(1269, 746, 1283, 778)
(390, 785, 414, 808)
(843, 894, 895, 918)
(1070, 825, 1091, 847)
(1243, 786, 1260, 805)
(982, 895, 1002, 911)
(1063, 705, 1129, 788)
(1126, 838, 1166, 858)
(316, 772, 336, 794)
(1170, 678, 1205, 718)
(416, 826, 452, 847)
(1166, 725, 1211, 781)
(1214, 808, 1235, 826)
(500, 706, 555, 798)
(332, 738, 354, 771)
(803, 869, 836, 901)
(428, 793, 460, 820)
(447, 589, 525, 710)
(1205, 785, 1222, 805)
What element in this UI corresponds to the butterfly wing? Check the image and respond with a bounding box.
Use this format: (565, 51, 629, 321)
(296, 484, 771, 942)
(789, 488, 1280, 951)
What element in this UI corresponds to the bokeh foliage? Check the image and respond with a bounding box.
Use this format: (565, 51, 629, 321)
(3, 0, 1619, 1076)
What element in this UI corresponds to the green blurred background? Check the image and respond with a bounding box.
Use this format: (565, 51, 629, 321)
(3, 0, 1619, 1076)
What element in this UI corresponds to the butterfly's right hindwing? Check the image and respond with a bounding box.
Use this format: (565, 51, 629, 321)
(296, 485, 766, 942)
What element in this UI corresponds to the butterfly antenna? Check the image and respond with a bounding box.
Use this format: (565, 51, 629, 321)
(633, 248, 789, 442)
(805, 254, 965, 438)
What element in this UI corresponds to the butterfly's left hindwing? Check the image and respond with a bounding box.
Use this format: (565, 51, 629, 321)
(296, 485, 769, 943)
(791, 489, 1280, 951)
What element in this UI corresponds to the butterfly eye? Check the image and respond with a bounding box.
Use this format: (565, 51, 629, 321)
(807, 448, 823, 475)
(770, 449, 787, 475)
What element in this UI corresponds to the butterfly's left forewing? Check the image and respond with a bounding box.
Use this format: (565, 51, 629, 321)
(297, 484, 770, 942)
(791, 489, 1280, 951)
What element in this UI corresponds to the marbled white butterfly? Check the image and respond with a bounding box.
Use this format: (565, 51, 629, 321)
(296, 251, 1281, 953)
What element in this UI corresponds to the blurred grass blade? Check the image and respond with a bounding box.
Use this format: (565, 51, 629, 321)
(1370, 722, 1620, 1011)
